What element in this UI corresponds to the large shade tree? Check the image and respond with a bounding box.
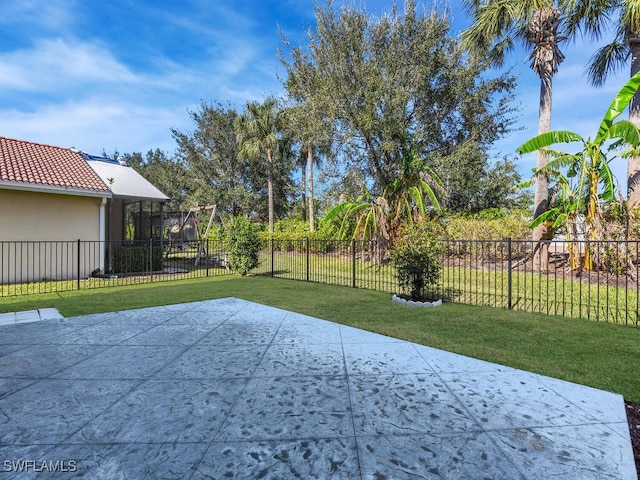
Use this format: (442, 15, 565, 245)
(461, 0, 604, 267)
(281, 0, 516, 208)
(584, 0, 640, 203)
(171, 102, 259, 216)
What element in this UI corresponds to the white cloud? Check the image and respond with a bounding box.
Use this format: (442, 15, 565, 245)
(0, 98, 183, 155)
(160, 3, 256, 36)
(0, 38, 140, 92)
(0, 0, 76, 31)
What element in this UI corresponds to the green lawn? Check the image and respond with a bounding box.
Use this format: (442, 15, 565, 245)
(2, 275, 639, 403)
(4, 248, 638, 325)
(256, 250, 639, 324)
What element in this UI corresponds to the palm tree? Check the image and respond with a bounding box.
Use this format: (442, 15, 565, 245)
(584, 0, 640, 203)
(461, 0, 600, 268)
(280, 102, 329, 232)
(295, 142, 323, 230)
(304, 141, 328, 232)
(299, 145, 308, 223)
(306, 144, 317, 231)
(235, 98, 281, 233)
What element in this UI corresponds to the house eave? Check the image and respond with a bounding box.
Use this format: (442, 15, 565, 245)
(0, 180, 112, 199)
(116, 194, 169, 203)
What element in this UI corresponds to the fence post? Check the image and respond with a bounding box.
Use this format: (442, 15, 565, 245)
(305, 238, 310, 282)
(206, 238, 210, 277)
(352, 239, 356, 288)
(149, 238, 154, 282)
(507, 237, 513, 310)
(77, 239, 81, 290)
(270, 238, 274, 277)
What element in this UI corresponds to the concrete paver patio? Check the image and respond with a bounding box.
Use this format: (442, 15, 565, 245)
(0, 297, 636, 479)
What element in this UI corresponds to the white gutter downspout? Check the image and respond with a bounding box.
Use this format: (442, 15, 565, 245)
(99, 197, 107, 271)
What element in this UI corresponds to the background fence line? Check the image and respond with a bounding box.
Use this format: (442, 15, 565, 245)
(1, 238, 638, 325)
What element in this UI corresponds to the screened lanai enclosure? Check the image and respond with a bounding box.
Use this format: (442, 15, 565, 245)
(122, 200, 165, 242)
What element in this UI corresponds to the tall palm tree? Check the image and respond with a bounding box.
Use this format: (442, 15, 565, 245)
(235, 98, 281, 233)
(461, 0, 600, 268)
(297, 143, 322, 231)
(584, 0, 640, 203)
(281, 102, 329, 232)
(304, 141, 327, 232)
(307, 145, 319, 231)
(296, 145, 308, 223)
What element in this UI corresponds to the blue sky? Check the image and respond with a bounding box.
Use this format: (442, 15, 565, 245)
(0, 0, 630, 191)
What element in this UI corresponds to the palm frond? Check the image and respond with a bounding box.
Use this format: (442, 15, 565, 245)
(418, 179, 441, 211)
(408, 185, 426, 216)
(517, 130, 583, 154)
(544, 153, 581, 172)
(623, 0, 640, 35)
(585, 41, 628, 87)
(562, 0, 615, 41)
(324, 201, 358, 221)
(460, 0, 518, 64)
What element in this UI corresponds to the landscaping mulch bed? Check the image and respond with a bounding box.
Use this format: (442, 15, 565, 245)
(626, 401, 640, 478)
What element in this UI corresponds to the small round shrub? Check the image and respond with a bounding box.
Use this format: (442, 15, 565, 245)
(390, 223, 443, 301)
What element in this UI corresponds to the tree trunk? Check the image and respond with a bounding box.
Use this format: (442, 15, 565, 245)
(301, 150, 307, 223)
(533, 70, 552, 271)
(628, 37, 640, 205)
(267, 148, 274, 233)
(583, 168, 599, 271)
(308, 145, 315, 232)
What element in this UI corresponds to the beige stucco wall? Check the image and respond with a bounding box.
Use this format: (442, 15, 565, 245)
(0, 189, 105, 283)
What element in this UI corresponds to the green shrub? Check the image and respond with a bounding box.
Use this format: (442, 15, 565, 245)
(226, 216, 261, 275)
(390, 223, 443, 301)
(258, 219, 342, 253)
(443, 210, 530, 261)
(445, 210, 530, 240)
(111, 245, 163, 273)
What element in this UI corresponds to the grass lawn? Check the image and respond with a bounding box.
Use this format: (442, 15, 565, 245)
(2, 275, 639, 403)
(256, 250, 640, 324)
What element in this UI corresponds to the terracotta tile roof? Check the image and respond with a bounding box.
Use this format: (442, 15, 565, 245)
(0, 136, 110, 194)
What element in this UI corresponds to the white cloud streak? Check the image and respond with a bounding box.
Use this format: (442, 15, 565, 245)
(0, 39, 140, 92)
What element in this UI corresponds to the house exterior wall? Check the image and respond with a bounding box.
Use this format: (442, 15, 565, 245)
(0, 189, 104, 283)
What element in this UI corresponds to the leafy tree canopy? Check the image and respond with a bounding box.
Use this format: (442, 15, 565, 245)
(123, 149, 187, 213)
(281, 0, 517, 209)
(171, 102, 261, 217)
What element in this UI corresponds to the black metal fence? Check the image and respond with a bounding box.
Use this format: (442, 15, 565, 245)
(255, 238, 639, 325)
(0, 239, 230, 297)
(1, 238, 639, 325)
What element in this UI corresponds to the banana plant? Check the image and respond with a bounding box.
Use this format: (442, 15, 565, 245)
(518, 70, 640, 270)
